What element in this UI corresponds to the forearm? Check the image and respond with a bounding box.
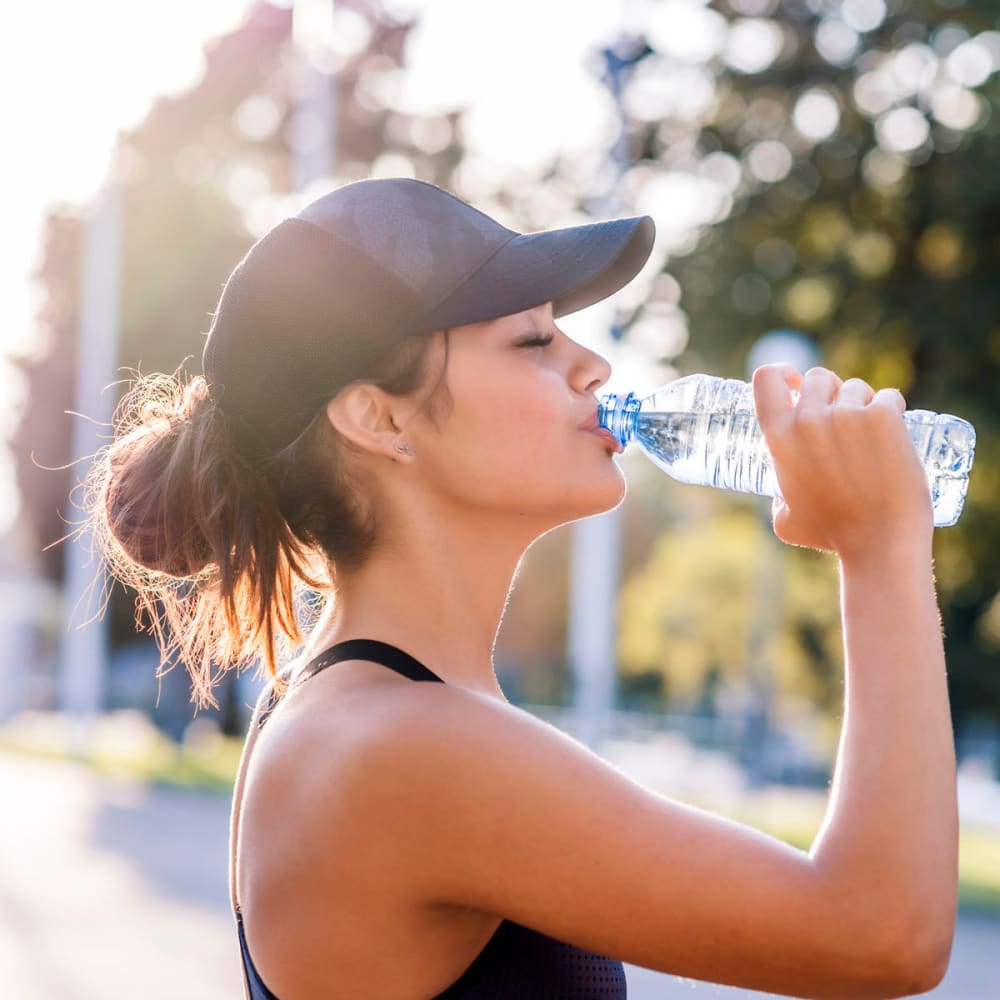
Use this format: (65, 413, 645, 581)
(810, 538, 958, 948)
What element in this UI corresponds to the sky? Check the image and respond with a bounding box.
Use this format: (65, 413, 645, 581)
(0, 0, 269, 536)
(2, 2, 259, 356)
(5, 2, 995, 537)
(0, 0, 641, 356)
(0, 0, 661, 540)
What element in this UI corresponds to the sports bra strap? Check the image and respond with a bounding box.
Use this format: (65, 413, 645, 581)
(256, 639, 444, 731)
(300, 638, 446, 684)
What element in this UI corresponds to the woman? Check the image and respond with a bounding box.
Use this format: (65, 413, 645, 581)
(89, 177, 957, 998)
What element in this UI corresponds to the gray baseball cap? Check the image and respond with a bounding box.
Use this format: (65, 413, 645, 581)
(202, 177, 655, 455)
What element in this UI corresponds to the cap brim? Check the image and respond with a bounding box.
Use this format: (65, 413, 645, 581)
(420, 215, 655, 332)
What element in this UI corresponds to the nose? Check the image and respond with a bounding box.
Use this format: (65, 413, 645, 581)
(570, 340, 612, 396)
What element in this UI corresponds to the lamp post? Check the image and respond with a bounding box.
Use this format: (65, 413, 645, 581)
(58, 157, 123, 752)
(741, 329, 819, 784)
(567, 35, 651, 753)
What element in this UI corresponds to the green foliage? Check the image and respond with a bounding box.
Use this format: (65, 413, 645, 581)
(603, 0, 1000, 728)
(617, 502, 841, 711)
(14, 0, 1000, 736)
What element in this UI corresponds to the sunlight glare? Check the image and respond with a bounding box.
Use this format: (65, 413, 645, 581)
(645, 1, 728, 64)
(815, 17, 860, 67)
(402, 0, 624, 171)
(876, 106, 931, 153)
(793, 89, 841, 142)
(0, 0, 262, 363)
(723, 18, 785, 75)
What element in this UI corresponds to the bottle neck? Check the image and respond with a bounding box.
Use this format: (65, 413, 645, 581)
(598, 391, 641, 447)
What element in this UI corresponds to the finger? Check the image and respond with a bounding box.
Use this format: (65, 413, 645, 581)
(838, 377, 875, 408)
(797, 367, 842, 412)
(752, 364, 801, 430)
(871, 385, 906, 414)
(750, 362, 803, 393)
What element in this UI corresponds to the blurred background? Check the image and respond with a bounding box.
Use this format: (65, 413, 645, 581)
(1, 0, 998, 997)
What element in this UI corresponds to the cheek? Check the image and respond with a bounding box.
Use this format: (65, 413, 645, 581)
(421, 359, 622, 512)
(439, 389, 622, 511)
(458, 376, 569, 470)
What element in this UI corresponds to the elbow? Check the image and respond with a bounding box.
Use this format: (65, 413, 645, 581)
(822, 888, 957, 998)
(812, 848, 959, 997)
(870, 908, 955, 997)
(895, 933, 954, 996)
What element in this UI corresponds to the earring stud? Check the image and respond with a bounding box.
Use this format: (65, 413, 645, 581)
(393, 441, 414, 457)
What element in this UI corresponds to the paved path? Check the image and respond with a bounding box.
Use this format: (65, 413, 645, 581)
(0, 748, 995, 999)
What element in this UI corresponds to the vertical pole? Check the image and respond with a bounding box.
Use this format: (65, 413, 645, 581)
(568, 510, 622, 751)
(567, 40, 638, 753)
(742, 330, 819, 783)
(58, 167, 123, 752)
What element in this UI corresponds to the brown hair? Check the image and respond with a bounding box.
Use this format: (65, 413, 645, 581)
(81, 330, 450, 710)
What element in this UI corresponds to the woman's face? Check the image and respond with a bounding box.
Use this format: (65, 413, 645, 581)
(403, 301, 625, 530)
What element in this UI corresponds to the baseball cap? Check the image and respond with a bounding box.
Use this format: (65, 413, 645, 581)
(202, 177, 655, 456)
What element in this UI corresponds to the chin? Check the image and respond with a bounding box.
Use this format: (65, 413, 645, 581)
(597, 462, 628, 509)
(563, 471, 628, 522)
(591, 484, 627, 517)
(506, 461, 626, 532)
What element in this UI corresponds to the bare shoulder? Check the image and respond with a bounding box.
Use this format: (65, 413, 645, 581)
(251, 677, 938, 998)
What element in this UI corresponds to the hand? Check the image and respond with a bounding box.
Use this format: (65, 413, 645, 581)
(752, 364, 933, 560)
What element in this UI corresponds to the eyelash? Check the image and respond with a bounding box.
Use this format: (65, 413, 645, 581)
(517, 334, 554, 348)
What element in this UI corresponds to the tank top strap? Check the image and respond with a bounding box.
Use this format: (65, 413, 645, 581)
(300, 638, 446, 684)
(255, 639, 445, 732)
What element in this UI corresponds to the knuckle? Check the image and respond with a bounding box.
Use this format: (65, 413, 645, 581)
(795, 407, 827, 436)
(869, 401, 903, 430)
(828, 407, 859, 434)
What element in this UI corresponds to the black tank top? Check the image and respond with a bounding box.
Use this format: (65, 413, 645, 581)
(235, 639, 628, 999)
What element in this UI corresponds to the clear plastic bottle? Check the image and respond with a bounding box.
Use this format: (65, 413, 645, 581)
(598, 374, 976, 527)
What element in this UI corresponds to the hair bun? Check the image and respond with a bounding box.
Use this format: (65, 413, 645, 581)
(101, 374, 225, 579)
(107, 449, 213, 578)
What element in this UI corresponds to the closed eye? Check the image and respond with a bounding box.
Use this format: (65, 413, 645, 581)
(516, 333, 554, 348)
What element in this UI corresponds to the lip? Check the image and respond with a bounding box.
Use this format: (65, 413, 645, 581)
(582, 415, 623, 453)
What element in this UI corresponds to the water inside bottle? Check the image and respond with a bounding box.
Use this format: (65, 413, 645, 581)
(632, 408, 973, 527)
(634, 410, 780, 496)
(600, 379, 975, 527)
(905, 410, 976, 527)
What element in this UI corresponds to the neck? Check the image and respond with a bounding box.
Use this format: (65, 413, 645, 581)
(303, 504, 551, 700)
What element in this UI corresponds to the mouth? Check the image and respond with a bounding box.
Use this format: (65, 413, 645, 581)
(581, 413, 623, 453)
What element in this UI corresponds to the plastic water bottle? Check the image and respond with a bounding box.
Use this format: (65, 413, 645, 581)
(598, 374, 976, 527)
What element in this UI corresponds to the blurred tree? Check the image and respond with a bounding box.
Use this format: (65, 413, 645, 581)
(598, 0, 1000, 730)
(617, 502, 842, 712)
(495, 452, 691, 705)
(11, 208, 85, 582)
(9, 0, 467, 726)
(14, 0, 1000, 737)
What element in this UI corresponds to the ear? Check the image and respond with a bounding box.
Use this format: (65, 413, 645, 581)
(325, 384, 409, 461)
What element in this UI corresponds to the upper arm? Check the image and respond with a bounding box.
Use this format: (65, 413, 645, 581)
(321, 687, 936, 999)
